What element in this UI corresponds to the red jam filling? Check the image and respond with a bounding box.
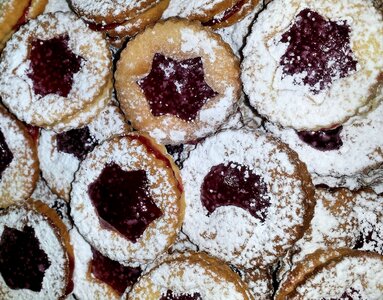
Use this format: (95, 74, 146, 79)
(90, 246, 141, 295)
(56, 126, 98, 160)
(0, 130, 13, 180)
(203, 0, 246, 26)
(280, 9, 357, 93)
(160, 290, 202, 300)
(27, 35, 83, 97)
(0, 226, 51, 292)
(137, 53, 218, 121)
(297, 126, 343, 151)
(12, 0, 31, 30)
(88, 162, 163, 243)
(201, 162, 271, 222)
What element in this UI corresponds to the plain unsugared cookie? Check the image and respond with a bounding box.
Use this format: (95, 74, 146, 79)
(181, 129, 315, 269)
(0, 12, 112, 131)
(115, 18, 241, 145)
(242, 0, 383, 130)
(70, 133, 185, 266)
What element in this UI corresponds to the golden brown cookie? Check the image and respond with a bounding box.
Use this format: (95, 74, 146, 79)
(115, 18, 240, 145)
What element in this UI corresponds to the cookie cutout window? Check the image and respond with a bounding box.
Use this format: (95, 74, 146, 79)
(88, 162, 163, 243)
(201, 161, 271, 222)
(27, 35, 83, 97)
(279, 9, 358, 93)
(137, 53, 218, 122)
(296, 126, 343, 151)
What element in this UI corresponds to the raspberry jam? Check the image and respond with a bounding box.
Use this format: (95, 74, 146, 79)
(297, 126, 343, 151)
(27, 35, 83, 97)
(137, 53, 218, 121)
(90, 247, 141, 295)
(203, 0, 246, 27)
(280, 9, 357, 93)
(56, 126, 98, 160)
(201, 162, 271, 222)
(0, 130, 13, 180)
(88, 163, 163, 242)
(0, 226, 51, 292)
(160, 290, 202, 300)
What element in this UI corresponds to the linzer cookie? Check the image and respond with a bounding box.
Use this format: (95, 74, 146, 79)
(0, 0, 48, 51)
(0, 12, 112, 131)
(115, 18, 240, 145)
(242, 0, 383, 130)
(181, 129, 315, 269)
(128, 252, 254, 299)
(0, 200, 74, 299)
(265, 97, 383, 192)
(38, 104, 131, 201)
(70, 133, 184, 266)
(0, 105, 39, 208)
(276, 249, 383, 299)
(70, 228, 142, 299)
(163, 0, 260, 29)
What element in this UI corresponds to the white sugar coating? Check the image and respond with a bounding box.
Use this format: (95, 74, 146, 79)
(292, 188, 359, 262)
(353, 191, 383, 255)
(44, 0, 71, 13)
(0, 106, 37, 205)
(265, 96, 383, 191)
(38, 104, 130, 201)
(70, 134, 183, 266)
(215, 2, 264, 57)
(129, 254, 249, 299)
(31, 177, 72, 229)
(0, 12, 112, 128)
(181, 129, 313, 269)
(162, 0, 229, 20)
(0, 206, 69, 299)
(235, 267, 273, 300)
(242, 0, 383, 130)
(294, 255, 383, 299)
(70, 227, 130, 300)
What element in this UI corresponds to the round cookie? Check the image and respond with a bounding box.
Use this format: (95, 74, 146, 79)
(115, 18, 240, 145)
(128, 252, 254, 299)
(276, 249, 383, 299)
(181, 129, 315, 269)
(0, 12, 112, 131)
(242, 0, 383, 130)
(70, 133, 185, 266)
(38, 104, 131, 201)
(0, 104, 39, 208)
(0, 200, 74, 299)
(70, 228, 142, 299)
(265, 97, 383, 192)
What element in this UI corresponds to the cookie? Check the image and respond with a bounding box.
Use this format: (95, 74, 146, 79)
(128, 251, 254, 299)
(38, 104, 131, 201)
(0, 200, 74, 299)
(0, 105, 39, 208)
(70, 228, 142, 299)
(0, 12, 112, 131)
(242, 0, 383, 130)
(0, 0, 48, 51)
(276, 249, 383, 299)
(181, 129, 315, 269)
(115, 18, 240, 145)
(265, 97, 383, 192)
(70, 133, 184, 266)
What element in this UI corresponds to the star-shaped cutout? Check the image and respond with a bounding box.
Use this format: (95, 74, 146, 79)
(137, 53, 218, 121)
(279, 9, 358, 93)
(201, 162, 271, 222)
(88, 163, 163, 243)
(0, 226, 51, 292)
(27, 35, 83, 97)
(56, 126, 98, 160)
(0, 130, 13, 180)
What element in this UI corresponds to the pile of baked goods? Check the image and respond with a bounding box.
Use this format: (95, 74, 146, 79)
(0, 0, 382, 299)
